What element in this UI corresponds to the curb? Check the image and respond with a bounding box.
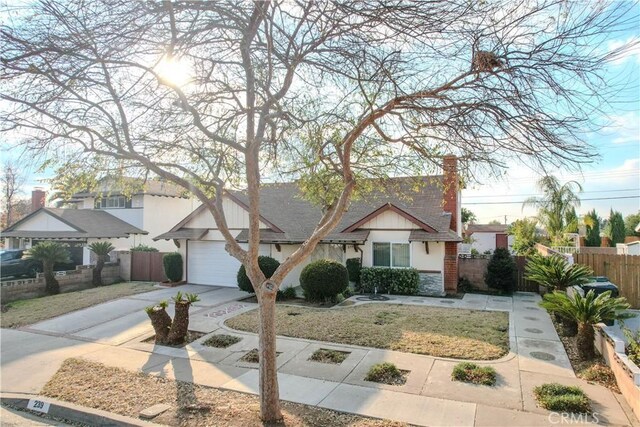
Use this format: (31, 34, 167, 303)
(1, 392, 160, 427)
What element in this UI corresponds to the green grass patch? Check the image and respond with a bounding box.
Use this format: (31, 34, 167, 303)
(364, 362, 408, 386)
(451, 362, 497, 386)
(533, 383, 591, 413)
(239, 348, 282, 364)
(309, 348, 350, 364)
(1, 282, 156, 328)
(202, 334, 242, 348)
(225, 303, 509, 360)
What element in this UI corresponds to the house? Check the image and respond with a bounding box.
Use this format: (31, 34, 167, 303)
(2, 179, 199, 263)
(155, 157, 462, 296)
(464, 223, 514, 253)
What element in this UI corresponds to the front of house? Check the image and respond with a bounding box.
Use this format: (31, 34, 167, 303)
(156, 157, 462, 296)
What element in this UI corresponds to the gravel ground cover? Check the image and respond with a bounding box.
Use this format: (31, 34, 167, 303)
(41, 358, 409, 426)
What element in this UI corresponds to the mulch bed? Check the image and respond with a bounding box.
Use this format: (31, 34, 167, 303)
(41, 358, 408, 426)
(550, 317, 619, 392)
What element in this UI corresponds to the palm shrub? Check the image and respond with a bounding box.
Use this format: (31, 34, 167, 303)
(524, 254, 592, 291)
(540, 291, 634, 360)
(163, 252, 183, 282)
(88, 241, 115, 286)
(144, 291, 200, 345)
(484, 248, 516, 293)
(237, 256, 280, 293)
(25, 242, 71, 295)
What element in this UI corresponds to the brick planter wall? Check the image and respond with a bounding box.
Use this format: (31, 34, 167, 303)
(0, 264, 121, 303)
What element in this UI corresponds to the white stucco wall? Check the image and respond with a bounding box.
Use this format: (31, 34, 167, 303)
(81, 197, 95, 209)
(361, 230, 444, 272)
(101, 208, 144, 229)
(186, 197, 266, 229)
(470, 232, 515, 253)
(16, 212, 76, 232)
(141, 195, 198, 252)
(271, 243, 345, 288)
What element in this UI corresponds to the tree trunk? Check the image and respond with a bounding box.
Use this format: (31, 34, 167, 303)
(557, 314, 578, 337)
(43, 261, 59, 295)
(167, 302, 191, 345)
(577, 322, 595, 360)
(93, 256, 105, 286)
(257, 288, 282, 423)
(147, 306, 172, 344)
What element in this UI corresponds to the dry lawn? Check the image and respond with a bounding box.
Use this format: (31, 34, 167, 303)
(1, 282, 155, 328)
(226, 304, 509, 360)
(42, 358, 408, 427)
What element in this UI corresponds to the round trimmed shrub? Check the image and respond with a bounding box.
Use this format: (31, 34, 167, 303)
(237, 256, 280, 293)
(300, 259, 348, 302)
(163, 252, 183, 282)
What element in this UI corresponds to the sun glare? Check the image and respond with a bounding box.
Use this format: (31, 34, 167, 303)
(155, 56, 192, 87)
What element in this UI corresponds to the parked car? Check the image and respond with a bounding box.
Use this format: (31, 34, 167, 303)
(0, 249, 42, 278)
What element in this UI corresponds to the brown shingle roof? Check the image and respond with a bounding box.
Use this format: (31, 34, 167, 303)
(72, 178, 188, 198)
(156, 176, 458, 244)
(2, 208, 147, 239)
(466, 224, 509, 234)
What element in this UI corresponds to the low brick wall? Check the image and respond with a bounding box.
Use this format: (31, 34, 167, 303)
(0, 264, 121, 303)
(594, 326, 640, 420)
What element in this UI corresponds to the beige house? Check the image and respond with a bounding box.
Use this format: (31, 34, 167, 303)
(155, 158, 462, 296)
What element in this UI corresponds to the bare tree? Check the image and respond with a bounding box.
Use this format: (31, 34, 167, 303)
(1, 0, 637, 421)
(0, 160, 25, 229)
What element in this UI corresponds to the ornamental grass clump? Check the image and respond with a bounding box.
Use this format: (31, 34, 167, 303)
(534, 383, 590, 413)
(364, 362, 408, 386)
(451, 362, 497, 386)
(203, 334, 242, 348)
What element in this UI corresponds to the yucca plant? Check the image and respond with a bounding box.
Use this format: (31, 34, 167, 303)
(540, 290, 635, 360)
(25, 242, 71, 295)
(88, 241, 115, 286)
(525, 254, 593, 291)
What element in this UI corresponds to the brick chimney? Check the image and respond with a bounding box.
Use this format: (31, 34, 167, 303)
(442, 156, 459, 294)
(31, 188, 46, 212)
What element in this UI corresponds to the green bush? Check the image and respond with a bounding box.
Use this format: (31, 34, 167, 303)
(484, 248, 516, 293)
(130, 244, 159, 252)
(300, 259, 348, 302)
(346, 258, 362, 284)
(451, 362, 497, 386)
(163, 252, 183, 282)
(236, 256, 280, 293)
(281, 287, 297, 300)
(533, 383, 590, 413)
(359, 267, 420, 295)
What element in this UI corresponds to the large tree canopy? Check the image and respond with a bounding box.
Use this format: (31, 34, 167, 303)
(1, 0, 637, 421)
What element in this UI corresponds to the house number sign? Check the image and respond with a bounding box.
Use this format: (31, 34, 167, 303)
(27, 398, 51, 413)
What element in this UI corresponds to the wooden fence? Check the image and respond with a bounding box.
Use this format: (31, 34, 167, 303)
(131, 251, 168, 282)
(574, 253, 640, 309)
(458, 256, 538, 292)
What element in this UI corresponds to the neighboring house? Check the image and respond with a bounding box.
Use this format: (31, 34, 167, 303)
(465, 223, 514, 253)
(2, 208, 146, 264)
(1, 179, 199, 263)
(155, 157, 462, 296)
(617, 241, 640, 256)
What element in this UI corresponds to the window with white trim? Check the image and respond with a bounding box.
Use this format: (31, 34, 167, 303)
(372, 242, 410, 268)
(95, 196, 129, 209)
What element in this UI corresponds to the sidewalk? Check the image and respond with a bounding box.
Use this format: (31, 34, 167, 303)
(2, 288, 637, 426)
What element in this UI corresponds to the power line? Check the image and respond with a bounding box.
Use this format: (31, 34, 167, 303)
(463, 188, 639, 198)
(463, 195, 639, 205)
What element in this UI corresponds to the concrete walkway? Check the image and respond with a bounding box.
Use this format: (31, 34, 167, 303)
(2, 286, 638, 426)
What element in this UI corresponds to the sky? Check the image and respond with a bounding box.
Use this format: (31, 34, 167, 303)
(0, 1, 639, 225)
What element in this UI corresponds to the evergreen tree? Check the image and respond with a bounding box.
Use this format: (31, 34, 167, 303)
(607, 210, 625, 246)
(584, 209, 601, 247)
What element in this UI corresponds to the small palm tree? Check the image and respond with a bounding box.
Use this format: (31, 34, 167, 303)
(25, 242, 71, 295)
(525, 254, 592, 291)
(88, 241, 115, 286)
(540, 291, 635, 360)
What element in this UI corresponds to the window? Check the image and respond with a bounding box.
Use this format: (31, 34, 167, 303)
(373, 242, 410, 268)
(95, 196, 130, 209)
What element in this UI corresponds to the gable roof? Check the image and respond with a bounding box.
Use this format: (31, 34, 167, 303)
(466, 224, 509, 234)
(156, 176, 461, 243)
(2, 208, 147, 239)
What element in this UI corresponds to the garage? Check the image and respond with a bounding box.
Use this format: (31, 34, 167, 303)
(187, 240, 270, 286)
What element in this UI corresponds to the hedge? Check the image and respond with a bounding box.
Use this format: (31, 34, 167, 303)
(346, 258, 362, 285)
(163, 252, 183, 282)
(359, 267, 420, 295)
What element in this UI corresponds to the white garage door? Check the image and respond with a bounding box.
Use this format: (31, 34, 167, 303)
(187, 241, 270, 286)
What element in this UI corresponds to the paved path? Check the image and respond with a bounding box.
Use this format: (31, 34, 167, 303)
(2, 287, 638, 426)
